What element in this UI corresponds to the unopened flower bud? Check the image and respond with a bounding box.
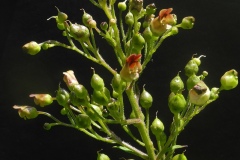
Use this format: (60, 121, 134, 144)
(142, 26, 153, 42)
(91, 70, 105, 91)
(210, 87, 219, 100)
(220, 69, 238, 90)
(125, 12, 134, 26)
(82, 9, 96, 28)
(72, 84, 89, 99)
(63, 70, 79, 90)
(129, 0, 143, 15)
(97, 152, 110, 160)
(13, 105, 38, 120)
(181, 16, 195, 29)
(118, 0, 127, 11)
(189, 81, 210, 106)
(22, 41, 41, 55)
(100, 22, 108, 30)
(29, 94, 53, 107)
(132, 33, 145, 51)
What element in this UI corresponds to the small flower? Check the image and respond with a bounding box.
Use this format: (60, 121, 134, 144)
(63, 70, 79, 90)
(120, 54, 142, 82)
(189, 81, 210, 106)
(13, 105, 38, 120)
(150, 8, 177, 36)
(29, 94, 53, 107)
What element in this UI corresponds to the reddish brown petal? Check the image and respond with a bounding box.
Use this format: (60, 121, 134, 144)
(159, 8, 173, 20)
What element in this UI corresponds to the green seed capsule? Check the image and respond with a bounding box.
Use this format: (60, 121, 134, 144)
(92, 87, 110, 106)
(56, 86, 70, 106)
(140, 87, 153, 109)
(72, 84, 89, 99)
(170, 72, 184, 93)
(57, 22, 65, 30)
(186, 74, 200, 91)
(100, 22, 108, 31)
(76, 114, 91, 129)
(55, 6, 68, 23)
(168, 93, 187, 114)
(69, 23, 90, 41)
(60, 108, 67, 115)
(172, 153, 187, 160)
(97, 153, 110, 160)
(220, 69, 238, 90)
(70, 91, 88, 106)
(91, 72, 105, 91)
(184, 59, 199, 77)
(86, 104, 102, 121)
(150, 116, 164, 136)
(111, 74, 122, 92)
(43, 123, 51, 130)
(143, 26, 153, 42)
(125, 12, 134, 26)
(132, 33, 145, 51)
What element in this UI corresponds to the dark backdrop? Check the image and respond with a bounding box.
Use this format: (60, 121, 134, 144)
(1, 0, 240, 160)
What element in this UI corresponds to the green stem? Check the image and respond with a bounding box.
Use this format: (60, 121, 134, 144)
(126, 83, 156, 160)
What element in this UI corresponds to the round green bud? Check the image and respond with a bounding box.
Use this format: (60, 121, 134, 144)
(97, 153, 110, 160)
(82, 10, 93, 26)
(76, 114, 91, 129)
(125, 12, 134, 26)
(150, 116, 164, 136)
(57, 22, 65, 30)
(220, 69, 238, 90)
(184, 59, 199, 77)
(100, 22, 108, 31)
(186, 74, 200, 91)
(43, 123, 51, 130)
(132, 33, 145, 50)
(41, 42, 49, 50)
(91, 72, 105, 91)
(60, 108, 67, 115)
(172, 153, 187, 160)
(140, 87, 153, 109)
(181, 16, 195, 29)
(118, 1, 127, 11)
(56, 86, 70, 106)
(168, 93, 187, 114)
(111, 74, 122, 92)
(22, 41, 41, 55)
(170, 72, 184, 93)
(210, 87, 219, 100)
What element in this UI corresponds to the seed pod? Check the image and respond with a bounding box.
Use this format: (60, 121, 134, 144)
(189, 81, 210, 106)
(184, 59, 199, 77)
(170, 72, 184, 93)
(132, 33, 145, 51)
(86, 104, 102, 121)
(57, 22, 65, 30)
(56, 86, 70, 106)
(168, 93, 187, 114)
(82, 9, 96, 28)
(186, 74, 200, 91)
(143, 26, 153, 42)
(220, 69, 238, 90)
(22, 41, 41, 55)
(172, 153, 187, 160)
(181, 16, 195, 29)
(69, 23, 90, 41)
(97, 152, 110, 160)
(150, 116, 164, 136)
(92, 87, 110, 106)
(55, 6, 68, 23)
(100, 22, 108, 31)
(70, 91, 88, 106)
(13, 105, 38, 120)
(140, 86, 153, 109)
(91, 71, 105, 91)
(111, 74, 122, 92)
(118, 1, 127, 11)
(76, 114, 91, 129)
(125, 12, 134, 26)
(72, 84, 89, 99)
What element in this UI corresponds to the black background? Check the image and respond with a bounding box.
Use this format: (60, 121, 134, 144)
(1, 0, 240, 160)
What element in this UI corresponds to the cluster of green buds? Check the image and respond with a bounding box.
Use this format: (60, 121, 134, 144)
(15, 1, 239, 160)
